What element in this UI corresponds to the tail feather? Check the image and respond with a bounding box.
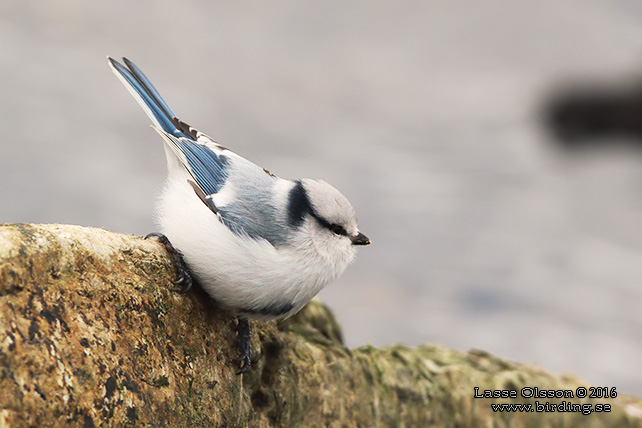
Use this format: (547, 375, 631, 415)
(108, 57, 186, 138)
(122, 57, 176, 120)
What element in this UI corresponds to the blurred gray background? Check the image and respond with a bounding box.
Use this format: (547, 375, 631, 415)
(2, 1, 642, 394)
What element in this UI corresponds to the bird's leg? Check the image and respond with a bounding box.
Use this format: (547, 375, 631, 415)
(145, 233, 193, 293)
(236, 317, 252, 374)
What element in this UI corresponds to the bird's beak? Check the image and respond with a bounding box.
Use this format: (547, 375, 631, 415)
(350, 232, 371, 246)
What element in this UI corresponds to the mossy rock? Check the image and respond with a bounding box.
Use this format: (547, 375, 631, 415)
(0, 223, 641, 427)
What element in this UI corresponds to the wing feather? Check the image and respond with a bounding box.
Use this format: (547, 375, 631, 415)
(152, 127, 229, 196)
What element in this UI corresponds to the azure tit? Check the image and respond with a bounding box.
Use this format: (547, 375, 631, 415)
(108, 57, 370, 373)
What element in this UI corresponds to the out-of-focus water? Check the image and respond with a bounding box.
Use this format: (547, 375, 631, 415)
(2, 1, 642, 394)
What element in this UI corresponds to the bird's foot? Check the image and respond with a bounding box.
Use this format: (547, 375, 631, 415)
(145, 233, 193, 293)
(236, 317, 252, 374)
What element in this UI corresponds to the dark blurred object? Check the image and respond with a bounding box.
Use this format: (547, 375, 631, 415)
(544, 80, 642, 147)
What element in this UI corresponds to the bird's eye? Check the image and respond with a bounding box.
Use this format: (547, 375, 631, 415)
(328, 223, 348, 236)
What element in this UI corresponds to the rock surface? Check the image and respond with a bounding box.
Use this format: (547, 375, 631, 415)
(0, 223, 641, 427)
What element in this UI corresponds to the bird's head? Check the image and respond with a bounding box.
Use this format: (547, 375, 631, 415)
(296, 178, 370, 266)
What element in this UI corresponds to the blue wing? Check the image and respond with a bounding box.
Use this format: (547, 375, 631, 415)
(154, 129, 230, 197)
(109, 57, 229, 199)
(156, 129, 287, 246)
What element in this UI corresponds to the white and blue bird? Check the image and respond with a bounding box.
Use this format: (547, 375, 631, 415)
(108, 57, 370, 373)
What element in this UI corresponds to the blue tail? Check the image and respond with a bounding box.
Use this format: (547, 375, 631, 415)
(108, 57, 191, 139)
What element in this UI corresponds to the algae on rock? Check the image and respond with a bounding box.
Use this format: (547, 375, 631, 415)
(0, 223, 641, 427)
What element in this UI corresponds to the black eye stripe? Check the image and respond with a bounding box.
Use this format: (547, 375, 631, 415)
(329, 223, 348, 236)
(311, 212, 348, 236)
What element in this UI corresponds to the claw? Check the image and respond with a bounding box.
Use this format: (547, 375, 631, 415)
(235, 318, 252, 374)
(173, 267, 192, 293)
(236, 355, 252, 375)
(145, 233, 193, 293)
(145, 232, 172, 250)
